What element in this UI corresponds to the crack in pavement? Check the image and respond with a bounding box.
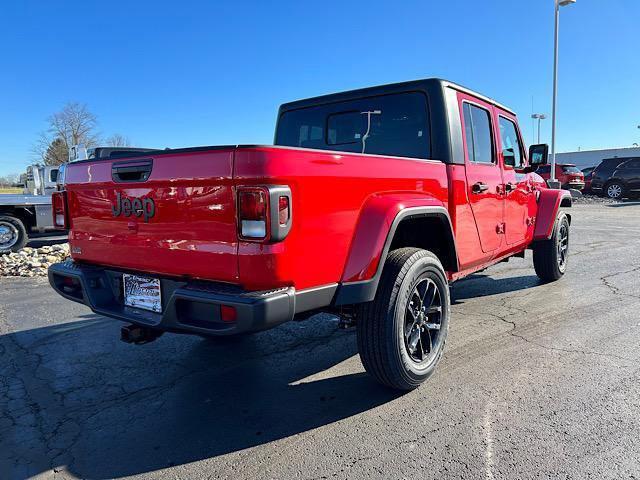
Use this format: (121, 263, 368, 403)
(458, 295, 638, 366)
(599, 265, 640, 300)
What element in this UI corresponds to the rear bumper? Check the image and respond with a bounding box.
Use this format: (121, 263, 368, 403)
(563, 181, 585, 190)
(48, 261, 335, 336)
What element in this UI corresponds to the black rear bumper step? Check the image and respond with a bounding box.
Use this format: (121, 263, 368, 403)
(48, 261, 337, 336)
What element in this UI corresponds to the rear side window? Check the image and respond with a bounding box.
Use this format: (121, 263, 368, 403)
(276, 92, 430, 159)
(463, 103, 494, 164)
(50, 169, 59, 182)
(620, 159, 640, 169)
(597, 158, 627, 174)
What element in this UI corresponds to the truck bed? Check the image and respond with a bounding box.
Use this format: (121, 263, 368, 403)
(63, 145, 448, 291)
(0, 194, 52, 206)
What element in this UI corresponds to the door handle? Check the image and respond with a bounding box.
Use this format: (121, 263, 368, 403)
(472, 182, 489, 194)
(505, 182, 516, 193)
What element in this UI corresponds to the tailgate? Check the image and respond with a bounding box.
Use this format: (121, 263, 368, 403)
(64, 148, 239, 283)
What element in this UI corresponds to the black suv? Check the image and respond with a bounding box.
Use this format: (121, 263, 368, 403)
(591, 157, 640, 199)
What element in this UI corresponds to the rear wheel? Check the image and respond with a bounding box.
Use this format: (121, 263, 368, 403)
(533, 212, 569, 282)
(356, 248, 450, 391)
(605, 181, 624, 199)
(0, 215, 27, 254)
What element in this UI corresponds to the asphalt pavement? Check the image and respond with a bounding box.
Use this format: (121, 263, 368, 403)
(1, 203, 639, 479)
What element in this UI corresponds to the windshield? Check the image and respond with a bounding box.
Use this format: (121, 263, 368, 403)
(562, 165, 581, 174)
(276, 92, 431, 159)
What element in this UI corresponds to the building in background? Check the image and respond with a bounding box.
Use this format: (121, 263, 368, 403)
(556, 147, 640, 169)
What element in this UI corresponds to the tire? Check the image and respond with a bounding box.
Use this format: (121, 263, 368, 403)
(356, 248, 450, 391)
(605, 181, 625, 199)
(0, 215, 27, 254)
(533, 212, 569, 282)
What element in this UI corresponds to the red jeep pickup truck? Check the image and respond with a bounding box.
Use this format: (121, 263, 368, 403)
(49, 79, 571, 390)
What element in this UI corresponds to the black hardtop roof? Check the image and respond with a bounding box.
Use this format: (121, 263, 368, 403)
(278, 78, 515, 116)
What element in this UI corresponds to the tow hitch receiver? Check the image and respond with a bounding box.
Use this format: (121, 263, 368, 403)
(120, 324, 163, 345)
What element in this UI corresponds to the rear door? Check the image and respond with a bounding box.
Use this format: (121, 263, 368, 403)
(496, 112, 531, 245)
(458, 93, 504, 254)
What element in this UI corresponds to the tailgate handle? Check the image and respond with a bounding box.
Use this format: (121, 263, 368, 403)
(112, 159, 153, 183)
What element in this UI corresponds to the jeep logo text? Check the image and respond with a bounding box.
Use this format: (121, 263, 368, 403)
(111, 192, 155, 223)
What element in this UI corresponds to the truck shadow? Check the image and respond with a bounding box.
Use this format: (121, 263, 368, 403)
(3, 271, 542, 478)
(1, 314, 399, 479)
(451, 273, 541, 302)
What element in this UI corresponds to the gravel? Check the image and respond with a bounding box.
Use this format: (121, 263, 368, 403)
(572, 193, 622, 204)
(0, 243, 69, 277)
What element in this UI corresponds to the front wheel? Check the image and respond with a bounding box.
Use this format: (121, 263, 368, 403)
(356, 248, 450, 391)
(533, 212, 570, 282)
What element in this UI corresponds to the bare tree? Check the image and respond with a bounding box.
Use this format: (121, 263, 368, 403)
(32, 102, 101, 165)
(105, 133, 132, 147)
(0, 173, 19, 187)
(32, 133, 54, 165)
(50, 102, 100, 150)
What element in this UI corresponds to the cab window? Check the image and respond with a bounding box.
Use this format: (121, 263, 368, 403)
(499, 117, 523, 168)
(276, 92, 430, 159)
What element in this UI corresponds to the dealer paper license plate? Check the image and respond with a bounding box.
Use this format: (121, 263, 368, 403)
(123, 274, 162, 313)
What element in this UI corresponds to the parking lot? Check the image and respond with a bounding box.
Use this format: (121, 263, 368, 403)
(1, 202, 639, 479)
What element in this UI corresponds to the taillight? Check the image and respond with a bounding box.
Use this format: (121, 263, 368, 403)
(237, 185, 292, 242)
(238, 188, 268, 239)
(52, 191, 68, 230)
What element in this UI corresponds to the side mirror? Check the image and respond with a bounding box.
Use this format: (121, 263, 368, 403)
(529, 144, 549, 167)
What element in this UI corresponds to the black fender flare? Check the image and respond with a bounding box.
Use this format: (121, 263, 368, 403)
(333, 206, 458, 306)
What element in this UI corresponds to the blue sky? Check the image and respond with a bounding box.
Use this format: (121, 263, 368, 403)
(1, 0, 638, 175)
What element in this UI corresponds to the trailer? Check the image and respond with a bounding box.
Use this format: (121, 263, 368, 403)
(0, 165, 60, 253)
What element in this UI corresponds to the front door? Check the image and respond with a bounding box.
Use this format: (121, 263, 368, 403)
(458, 94, 504, 254)
(496, 112, 531, 245)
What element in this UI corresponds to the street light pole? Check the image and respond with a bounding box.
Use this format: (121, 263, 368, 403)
(532, 114, 547, 144)
(550, 0, 576, 188)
